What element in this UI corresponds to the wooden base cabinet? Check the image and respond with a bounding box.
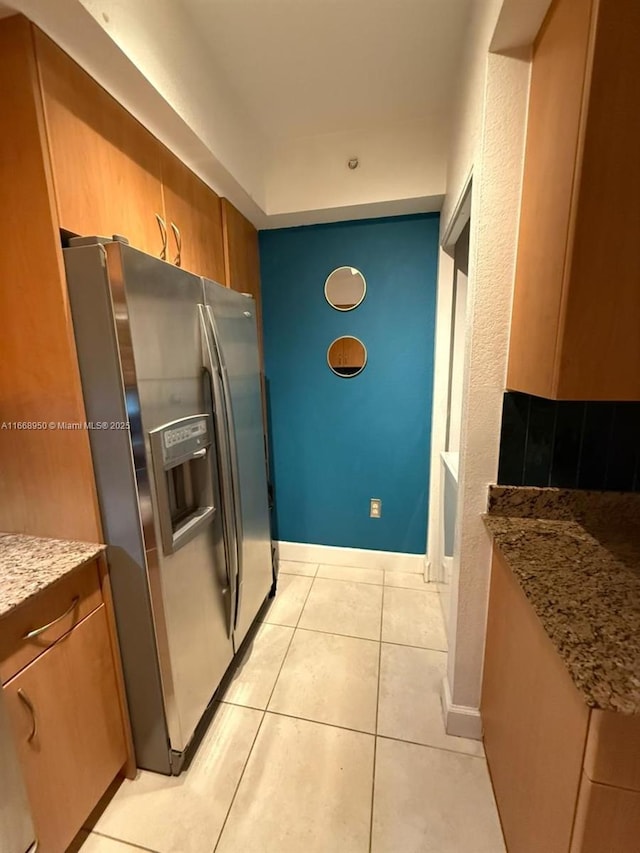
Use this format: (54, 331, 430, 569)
(571, 773, 640, 853)
(1, 556, 134, 853)
(482, 546, 640, 852)
(4, 607, 126, 853)
(482, 547, 589, 853)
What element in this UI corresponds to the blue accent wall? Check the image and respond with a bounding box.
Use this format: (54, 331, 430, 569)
(259, 214, 439, 554)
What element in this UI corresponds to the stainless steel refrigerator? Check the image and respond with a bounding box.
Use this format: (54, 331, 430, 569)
(64, 238, 272, 775)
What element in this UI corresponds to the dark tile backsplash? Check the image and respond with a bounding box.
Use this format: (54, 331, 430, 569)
(498, 393, 640, 491)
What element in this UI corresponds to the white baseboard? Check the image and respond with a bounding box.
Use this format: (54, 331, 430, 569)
(441, 675, 483, 740)
(276, 541, 426, 573)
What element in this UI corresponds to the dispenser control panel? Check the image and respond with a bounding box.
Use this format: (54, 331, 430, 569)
(156, 415, 211, 466)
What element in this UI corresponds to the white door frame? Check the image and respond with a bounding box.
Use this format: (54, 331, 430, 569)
(426, 173, 472, 584)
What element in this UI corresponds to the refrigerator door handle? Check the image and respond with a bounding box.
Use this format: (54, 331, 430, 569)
(206, 306, 244, 630)
(199, 307, 237, 638)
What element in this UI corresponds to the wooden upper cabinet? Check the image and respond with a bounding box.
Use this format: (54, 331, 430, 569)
(507, 0, 640, 400)
(160, 146, 226, 283)
(342, 337, 365, 368)
(222, 199, 264, 361)
(0, 15, 101, 543)
(34, 30, 166, 257)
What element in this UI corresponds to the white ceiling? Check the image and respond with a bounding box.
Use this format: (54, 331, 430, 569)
(183, 0, 473, 141)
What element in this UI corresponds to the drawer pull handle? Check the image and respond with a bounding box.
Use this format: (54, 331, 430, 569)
(18, 688, 37, 743)
(23, 596, 80, 640)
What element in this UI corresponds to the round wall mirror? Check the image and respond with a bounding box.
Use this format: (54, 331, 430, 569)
(324, 266, 366, 311)
(327, 336, 367, 378)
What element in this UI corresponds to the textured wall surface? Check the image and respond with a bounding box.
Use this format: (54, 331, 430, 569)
(441, 0, 504, 232)
(447, 47, 531, 718)
(260, 214, 439, 554)
(429, 0, 533, 729)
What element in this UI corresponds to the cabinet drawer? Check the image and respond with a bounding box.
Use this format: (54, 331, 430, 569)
(583, 709, 640, 792)
(571, 772, 640, 853)
(0, 560, 102, 683)
(3, 604, 127, 853)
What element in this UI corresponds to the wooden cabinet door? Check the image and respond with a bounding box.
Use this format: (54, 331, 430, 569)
(34, 29, 165, 256)
(342, 337, 365, 368)
(507, 0, 594, 398)
(222, 200, 264, 362)
(328, 338, 344, 368)
(555, 0, 640, 400)
(161, 146, 226, 282)
(0, 16, 101, 543)
(508, 0, 640, 400)
(481, 547, 590, 853)
(4, 606, 127, 853)
(221, 199, 268, 433)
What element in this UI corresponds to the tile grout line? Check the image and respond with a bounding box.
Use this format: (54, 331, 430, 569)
(375, 732, 486, 760)
(281, 569, 437, 590)
(265, 570, 318, 710)
(218, 703, 486, 760)
(213, 575, 454, 849)
(212, 708, 266, 853)
(262, 620, 447, 653)
(212, 575, 317, 853)
(87, 830, 161, 852)
(369, 583, 385, 852)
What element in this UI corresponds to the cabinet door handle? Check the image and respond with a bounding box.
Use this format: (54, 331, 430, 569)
(170, 221, 182, 267)
(155, 213, 168, 260)
(23, 596, 80, 640)
(18, 688, 37, 743)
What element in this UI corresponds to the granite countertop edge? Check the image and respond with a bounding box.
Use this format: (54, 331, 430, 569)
(483, 486, 640, 716)
(0, 533, 106, 620)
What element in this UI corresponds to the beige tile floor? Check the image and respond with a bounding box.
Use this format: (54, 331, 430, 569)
(79, 561, 505, 853)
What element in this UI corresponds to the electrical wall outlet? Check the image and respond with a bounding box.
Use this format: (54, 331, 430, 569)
(370, 498, 382, 518)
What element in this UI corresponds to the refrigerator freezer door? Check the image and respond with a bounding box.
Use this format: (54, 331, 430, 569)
(199, 306, 238, 639)
(65, 241, 234, 770)
(64, 244, 173, 773)
(108, 243, 235, 754)
(203, 281, 272, 645)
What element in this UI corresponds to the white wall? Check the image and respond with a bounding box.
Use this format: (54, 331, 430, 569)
(431, 0, 539, 736)
(446, 47, 530, 730)
(442, 1, 504, 232)
(76, 0, 269, 206)
(265, 118, 447, 224)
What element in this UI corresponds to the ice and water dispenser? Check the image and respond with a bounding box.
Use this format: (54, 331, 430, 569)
(149, 414, 216, 555)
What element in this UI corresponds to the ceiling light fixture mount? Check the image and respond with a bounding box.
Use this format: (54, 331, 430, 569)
(348, 157, 359, 170)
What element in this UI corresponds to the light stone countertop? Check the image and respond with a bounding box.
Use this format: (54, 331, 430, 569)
(0, 532, 105, 619)
(485, 486, 640, 714)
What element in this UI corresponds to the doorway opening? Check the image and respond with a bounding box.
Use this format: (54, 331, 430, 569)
(426, 181, 471, 638)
